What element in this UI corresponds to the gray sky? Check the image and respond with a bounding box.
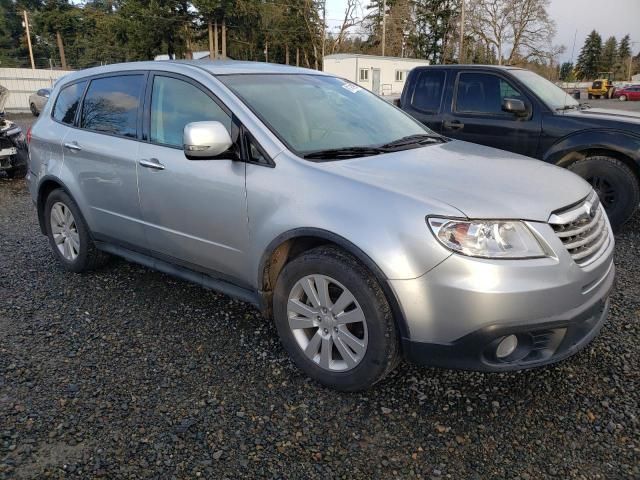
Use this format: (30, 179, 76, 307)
(325, 0, 640, 62)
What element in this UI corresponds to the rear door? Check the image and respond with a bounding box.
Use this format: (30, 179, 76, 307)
(442, 71, 542, 157)
(136, 72, 249, 282)
(401, 69, 446, 133)
(62, 72, 147, 247)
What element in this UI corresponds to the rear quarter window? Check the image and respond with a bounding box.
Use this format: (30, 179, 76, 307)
(52, 81, 87, 125)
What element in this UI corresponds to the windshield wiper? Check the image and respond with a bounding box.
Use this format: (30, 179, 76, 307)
(378, 133, 444, 150)
(302, 146, 384, 160)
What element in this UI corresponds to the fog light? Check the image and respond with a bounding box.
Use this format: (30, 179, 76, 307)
(496, 334, 518, 359)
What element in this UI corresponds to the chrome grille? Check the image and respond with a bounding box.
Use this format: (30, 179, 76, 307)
(549, 192, 611, 267)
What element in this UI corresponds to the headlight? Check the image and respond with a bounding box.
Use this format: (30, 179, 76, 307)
(427, 218, 546, 259)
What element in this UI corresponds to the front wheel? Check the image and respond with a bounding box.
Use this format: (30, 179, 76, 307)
(273, 246, 399, 391)
(619, 95, 627, 102)
(30, 103, 38, 116)
(568, 156, 640, 231)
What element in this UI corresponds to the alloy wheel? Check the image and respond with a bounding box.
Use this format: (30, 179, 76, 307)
(287, 274, 368, 372)
(50, 202, 80, 261)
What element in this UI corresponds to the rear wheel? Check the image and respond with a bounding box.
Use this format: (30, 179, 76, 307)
(568, 156, 640, 231)
(30, 103, 38, 116)
(44, 189, 110, 272)
(588, 93, 593, 99)
(273, 246, 399, 391)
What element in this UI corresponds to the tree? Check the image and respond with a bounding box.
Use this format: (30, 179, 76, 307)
(600, 36, 617, 73)
(410, 0, 459, 63)
(575, 30, 602, 80)
(615, 34, 632, 80)
(559, 61, 574, 81)
(466, 0, 558, 66)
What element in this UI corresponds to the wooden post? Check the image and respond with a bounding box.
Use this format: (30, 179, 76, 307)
(264, 41, 268, 62)
(214, 20, 219, 59)
(184, 24, 193, 59)
(459, 0, 465, 63)
(296, 47, 300, 66)
(56, 31, 67, 70)
(221, 18, 227, 58)
(23, 10, 35, 70)
(381, 0, 386, 56)
(285, 44, 289, 65)
(208, 20, 214, 59)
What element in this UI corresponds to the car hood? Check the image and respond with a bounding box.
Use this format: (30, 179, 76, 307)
(562, 107, 640, 126)
(324, 140, 591, 221)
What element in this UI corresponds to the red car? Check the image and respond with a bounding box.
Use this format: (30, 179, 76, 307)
(613, 85, 640, 101)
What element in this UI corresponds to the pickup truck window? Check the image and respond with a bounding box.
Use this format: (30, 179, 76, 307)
(455, 72, 525, 115)
(411, 70, 445, 113)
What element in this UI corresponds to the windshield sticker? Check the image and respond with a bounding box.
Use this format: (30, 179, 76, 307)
(342, 83, 362, 93)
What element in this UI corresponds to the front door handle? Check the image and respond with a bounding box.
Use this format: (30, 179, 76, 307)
(139, 158, 165, 170)
(443, 120, 464, 131)
(64, 141, 82, 151)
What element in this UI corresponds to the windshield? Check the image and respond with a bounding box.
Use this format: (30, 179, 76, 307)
(218, 74, 431, 156)
(510, 69, 579, 110)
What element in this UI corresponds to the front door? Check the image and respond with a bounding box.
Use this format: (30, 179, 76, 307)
(442, 71, 542, 158)
(372, 69, 381, 95)
(136, 73, 249, 282)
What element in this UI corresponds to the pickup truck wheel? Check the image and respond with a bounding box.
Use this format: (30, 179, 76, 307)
(273, 246, 399, 391)
(568, 156, 640, 231)
(44, 189, 110, 272)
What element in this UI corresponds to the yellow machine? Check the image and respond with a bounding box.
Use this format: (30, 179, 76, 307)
(587, 72, 614, 99)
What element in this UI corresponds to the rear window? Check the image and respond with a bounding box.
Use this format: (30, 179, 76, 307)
(80, 75, 145, 138)
(53, 81, 86, 125)
(411, 70, 445, 113)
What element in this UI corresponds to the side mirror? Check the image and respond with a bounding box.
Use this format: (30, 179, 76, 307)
(392, 98, 401, 107)
(183, 121, 233, 160)
(502, 98, 527, 116)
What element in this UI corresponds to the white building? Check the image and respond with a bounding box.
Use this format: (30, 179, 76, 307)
(632, 73, 640, 83)
(323, 54, 430, 96)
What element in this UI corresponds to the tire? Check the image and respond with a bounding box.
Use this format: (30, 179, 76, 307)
(568, 156, 640, 231)
(44, 189, 110, 272)
(619, 95, 627, 102)
(30, 103, 38, 116)
(588, 94, 593, 99)
(273, 246, 400, 391)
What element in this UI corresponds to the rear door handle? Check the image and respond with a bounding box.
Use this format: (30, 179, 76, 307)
(139, 158, 165, 170)
(64, 141, 82, 151)
(443, 120, 464, 131)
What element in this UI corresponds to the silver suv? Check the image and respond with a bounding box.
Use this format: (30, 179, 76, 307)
(27, 61, 615, 391)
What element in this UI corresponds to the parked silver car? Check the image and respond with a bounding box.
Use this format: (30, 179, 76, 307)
(28, 88, 51, 116)
(27, 61, 615, 391)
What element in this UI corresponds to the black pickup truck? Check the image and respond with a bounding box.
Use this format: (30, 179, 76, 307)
(398, 65, 640, 230)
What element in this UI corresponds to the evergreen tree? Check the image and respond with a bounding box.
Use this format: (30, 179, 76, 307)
(575, 30, 602, 80)
(615, 34, 632, 79)
(559, 61, 574, 81)
(600, 36, 617, 73)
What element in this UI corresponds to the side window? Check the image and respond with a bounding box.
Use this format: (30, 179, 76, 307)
(52, 81, 87, 125)
(359, 69, 369, 82)
(455, 72, 524, 115)
(411, 70, 445, 113)
(244, 134, 270, 165)
(150, 75, 231, 148)
(81, 75, 144, 138)
(395, 70, 405, 82)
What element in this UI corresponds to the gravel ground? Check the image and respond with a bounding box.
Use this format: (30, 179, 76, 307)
(1, 124, 639, 479)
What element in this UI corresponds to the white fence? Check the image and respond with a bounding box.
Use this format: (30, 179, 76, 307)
(0, 68, 74, 113)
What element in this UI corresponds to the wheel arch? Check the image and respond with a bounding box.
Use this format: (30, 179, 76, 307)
(36, 176, 79, 235)
(258, 228, 411, 340)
